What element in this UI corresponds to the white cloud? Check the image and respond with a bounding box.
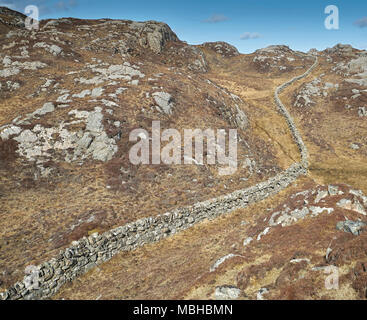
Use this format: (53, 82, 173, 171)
(55, 0, 77, 11)
(203, 14, 229, 24)
(240, 32, 262, 40)
(354, 17, 367, 28)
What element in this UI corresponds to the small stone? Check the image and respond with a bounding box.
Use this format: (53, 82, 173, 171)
(91, 87, 104, 97)
(257, 288, 269, 300)
(314, 189, 328, 203)
(328, 185, 339, 196)
(210, 254, 239, 272)
(187, 217, 194, 223)
(336, 220, 366, 236)
(358, 107, 367, 117)
(215, 285, 241, 300)
(0, 125, 21, 140)
(162, 227, 170, 234)
(152, 92, 174, 114)
(243, 237, 253, 247)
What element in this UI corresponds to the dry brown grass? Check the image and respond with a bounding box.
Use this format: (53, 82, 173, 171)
(279, 55, 367, 195)
(53, 49, 367, 300)
(52, 176, 313, 300)
(1, 16, 366, 300)
(0, 20, 291, 288)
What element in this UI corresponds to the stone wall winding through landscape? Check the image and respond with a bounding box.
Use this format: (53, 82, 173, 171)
(275, 55, 319, 168)
(0, 56, 318, 300)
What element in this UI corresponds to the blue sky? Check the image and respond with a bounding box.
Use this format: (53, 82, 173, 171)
(2, 0, 367, 53)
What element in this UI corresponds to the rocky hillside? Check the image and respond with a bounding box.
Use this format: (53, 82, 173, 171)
(0, 6, 26, 29)
(0, 7, 284, 289)
(0, 7, 366, 300)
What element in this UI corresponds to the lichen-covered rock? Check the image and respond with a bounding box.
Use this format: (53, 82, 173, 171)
(336, 220, 366, 236)
(0, 124, 21, 140)
(182, 46, 208, 72)
(2, 106, 118, 164)
(31, 102, 55, 117)
(75, 63, 145, 85)
(202, 41, 240, 57)
(214, 285, 241, 300)
(87, 132, 117, 162)
(130, 21, 179, 54)
(325, 44, 354, 56)
(152, 91, 174, 114)
(337, 198, 366, 215)
(0, 6, 26, 28)
(34, 42, 63, 56)
(358, 107, 367, 117)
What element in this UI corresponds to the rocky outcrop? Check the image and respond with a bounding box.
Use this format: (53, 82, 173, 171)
(175, 45, 208, 73)
(252, 45, 303, 73)
(256, 45, 293, 54)
(130, 21, 179, 54)
(336, 220, 366, 236)
(332, 54, 367, 86)
(308, 48, 318, 56)
(34, 42, 63, 56)
(202, 42, 240, 57)
(325, 44, 354, 56)
(0, 6, 26, 28)
(0, 105, 119, 165)
(152, 92, 174, 114)
(215, 286, 241, 300)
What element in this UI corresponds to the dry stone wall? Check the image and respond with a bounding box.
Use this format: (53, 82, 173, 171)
(275, 55, 318, 168)
(0, 56, 317, 300)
